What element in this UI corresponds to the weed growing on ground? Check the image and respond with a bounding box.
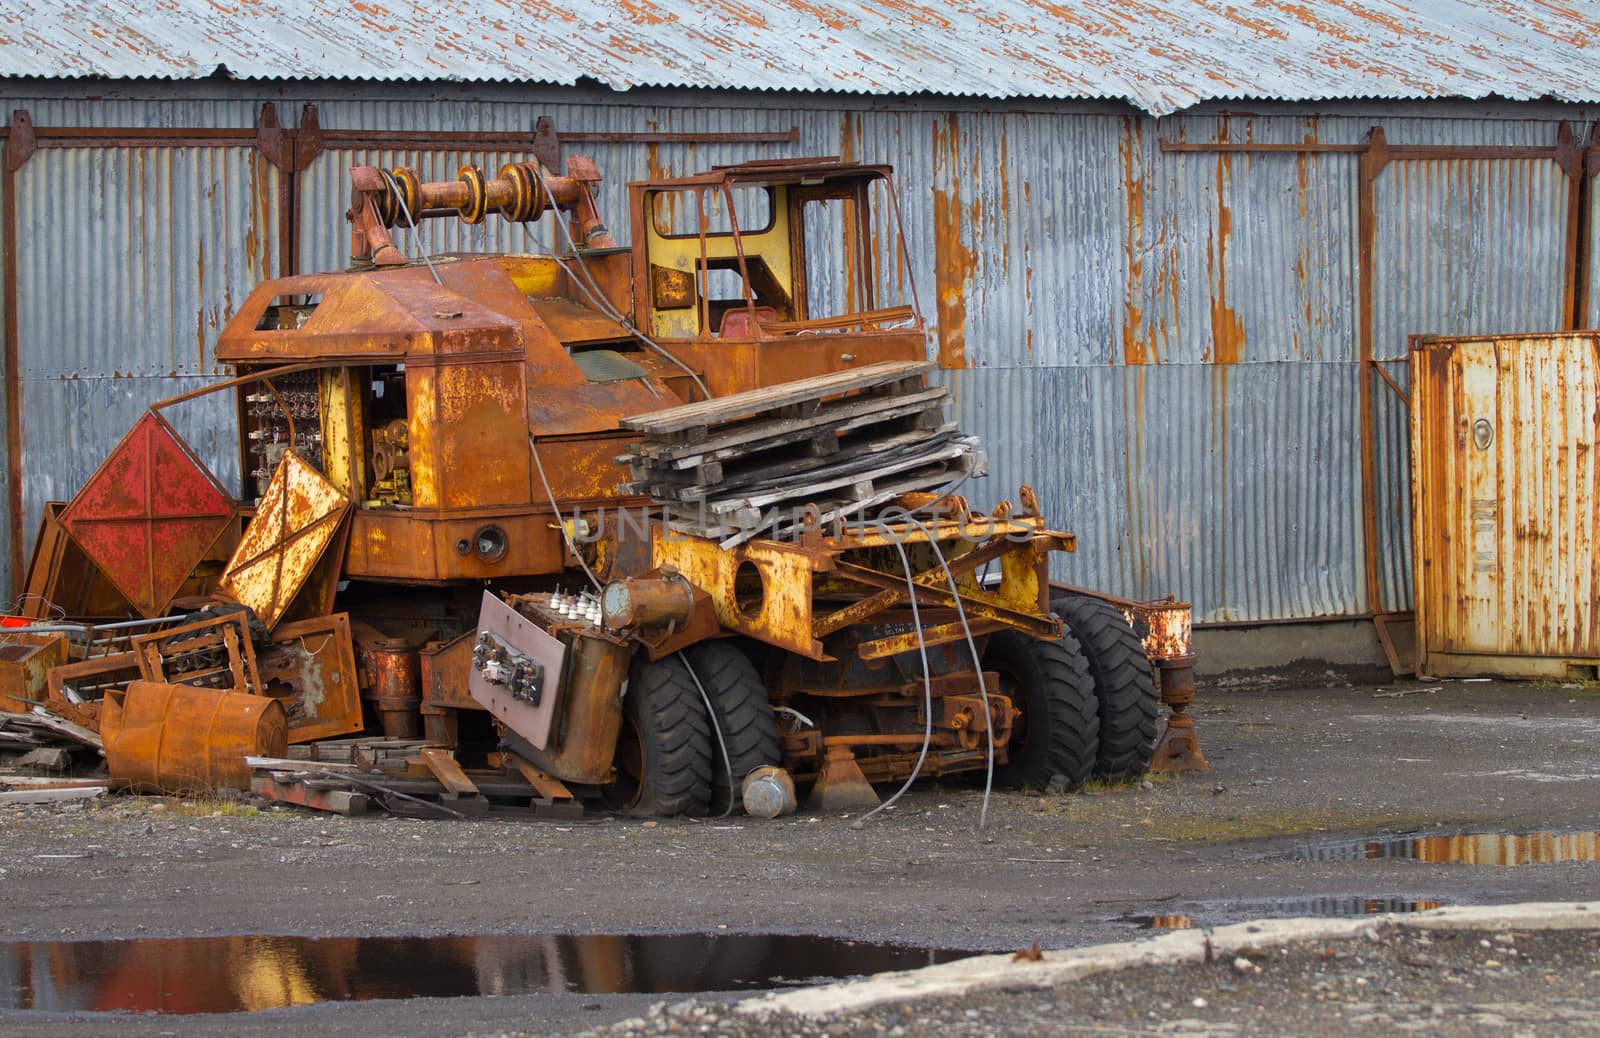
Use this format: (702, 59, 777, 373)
(169, 798, 263, 818)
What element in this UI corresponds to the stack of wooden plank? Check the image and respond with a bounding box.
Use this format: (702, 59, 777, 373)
(0, 704, 107, 803)
(618, 361, 984, 546)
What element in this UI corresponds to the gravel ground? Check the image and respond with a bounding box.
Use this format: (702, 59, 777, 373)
(2, 677, 1600, 1037)
(543, 925, 1600, 1038)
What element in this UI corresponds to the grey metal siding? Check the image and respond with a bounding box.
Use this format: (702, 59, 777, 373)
(1369, 156, 1574, 610)
(1591, 168, 1600, 329)
(12, 143, 277, 562)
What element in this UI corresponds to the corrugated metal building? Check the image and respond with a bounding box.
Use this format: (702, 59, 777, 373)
(1, 2, 1598, 643)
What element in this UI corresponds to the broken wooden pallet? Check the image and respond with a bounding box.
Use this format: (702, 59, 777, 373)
(621, 386, 948, 469)
(1, 705, 104, 752)
(666, 452, 988, 549)
(621, 360, 982, 546)
(626, 426, 961, 503)
(620, 360, 934, 439)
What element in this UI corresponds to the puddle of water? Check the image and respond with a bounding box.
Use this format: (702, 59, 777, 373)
(0, 933, 973, 1015)
(1122, 914, 1197, 930)
(1293, 830, 1600, 866)
(1120, 896, 1443, 929)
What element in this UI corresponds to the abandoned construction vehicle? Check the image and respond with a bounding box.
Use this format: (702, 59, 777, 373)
(14, 135, 1204, 818)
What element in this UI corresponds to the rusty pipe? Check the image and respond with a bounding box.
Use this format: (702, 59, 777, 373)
(349, 160, 610, 266)
(821, 733, 960, 748)
(601, 573, 695, 630)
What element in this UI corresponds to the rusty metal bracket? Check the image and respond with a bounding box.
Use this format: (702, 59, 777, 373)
(295, 104, 323, 171)
(1373, 361, 1409, 407)
(255, 102, 289, 173)
(1363, 126, 1389, 178)
(533, 115, 559, 173)
(1555, 122, 1584, 181)
(5, 110, 35, 171)
(254, 103, 322, 175)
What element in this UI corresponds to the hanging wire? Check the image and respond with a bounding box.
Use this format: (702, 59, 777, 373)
(848, 527, 935, 828)
(898, 510, 997, 833)
(528, 434, 601, 594)
(676, 650, 737, 819)
(377, 168, 443, 287)
(525, 164, 712, 401)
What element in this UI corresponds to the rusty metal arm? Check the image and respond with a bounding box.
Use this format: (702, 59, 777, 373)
(829, 559, 1059, 639)
(857, 619, 1005, 660)
(147, 362, 328, 412)
(814, 534, 1025, 636)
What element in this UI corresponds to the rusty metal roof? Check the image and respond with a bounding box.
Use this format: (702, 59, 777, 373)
(2, 2, 1597, 117)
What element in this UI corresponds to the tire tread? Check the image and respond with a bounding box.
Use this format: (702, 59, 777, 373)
(1054, 595, 1159, 781)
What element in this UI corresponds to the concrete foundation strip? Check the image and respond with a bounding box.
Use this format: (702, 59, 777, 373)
(739, 901, 1600, 1019)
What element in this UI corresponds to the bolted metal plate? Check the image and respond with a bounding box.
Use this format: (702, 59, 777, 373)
(220, 450, 351, 631)
(470, 591, 566, 751)
(59, 410, 235, 619)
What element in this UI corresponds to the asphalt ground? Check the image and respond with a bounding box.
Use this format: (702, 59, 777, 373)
(2, 674, 1599, 1036)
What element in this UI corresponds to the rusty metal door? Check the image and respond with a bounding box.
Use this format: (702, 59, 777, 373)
(1411, 332, 1600, 679)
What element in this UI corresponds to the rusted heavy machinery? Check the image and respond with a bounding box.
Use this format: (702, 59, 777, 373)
(23, 131, 1202, 814)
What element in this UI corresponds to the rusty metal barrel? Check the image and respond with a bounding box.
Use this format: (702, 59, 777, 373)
(102, 680, 288, 794)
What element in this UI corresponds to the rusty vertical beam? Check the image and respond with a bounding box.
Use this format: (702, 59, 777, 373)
(257, 102, 322, 279)
(289, 105, 322, 279)
(1357, 127, 1388, 616)
(1575, 124, 1600, 330)
(3, 110, 32, 595)
(1555, 123, 1584, 330)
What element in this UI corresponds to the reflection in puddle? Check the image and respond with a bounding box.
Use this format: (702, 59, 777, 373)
(0, 933, 973, 1015)
(1121, 896, 1443, 929)
(1124, 914, 1196, 930)
(1295, 830, 1600, 866)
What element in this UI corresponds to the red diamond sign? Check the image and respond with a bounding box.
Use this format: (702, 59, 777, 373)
(59, 410, 236, 618)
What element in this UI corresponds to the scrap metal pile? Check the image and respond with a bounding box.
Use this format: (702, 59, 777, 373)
(0, 139, 1206, 819)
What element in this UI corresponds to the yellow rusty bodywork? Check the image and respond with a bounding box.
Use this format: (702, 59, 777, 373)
(653, 504, 1074, 662)
(219, 451, 351, 630)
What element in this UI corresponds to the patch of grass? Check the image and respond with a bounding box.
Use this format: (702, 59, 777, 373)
(1136, 808, 1436, 844)
(169, 797, 263, 818)
(1532, 680, 1600, 697)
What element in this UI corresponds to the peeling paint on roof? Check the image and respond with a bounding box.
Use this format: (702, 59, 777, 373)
(0, 1, 1596, 117)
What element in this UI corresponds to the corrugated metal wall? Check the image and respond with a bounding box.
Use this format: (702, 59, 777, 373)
(10, 142, 278, 580)
(0, 81, 1591, 626)
(1590, 164, 1600, 329)
(1369, 157, 1575, 612)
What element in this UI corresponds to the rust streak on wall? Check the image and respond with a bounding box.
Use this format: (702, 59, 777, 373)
(998, 124, 1010, 270)
(931, 113, 972, 369)
(1208, 151, 1245, 365)
(1121, 116, 1148, 365)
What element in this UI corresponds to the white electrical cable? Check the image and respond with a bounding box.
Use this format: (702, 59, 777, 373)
(849, 528, 935, 827)
(528, 434, 602, 594)
(899, 510, 997, 833)
(774, 705, 815, 729)
(377, 168, 443, 287)
(676, 650, 737, 820)
(525, 164, 713, 401)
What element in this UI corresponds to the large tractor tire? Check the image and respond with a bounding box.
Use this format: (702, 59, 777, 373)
(684, 640, 781, 814)
(609, 653, 714, 817)
(983, 628, 1099, 790)
(1053, 594, 1160, 781)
